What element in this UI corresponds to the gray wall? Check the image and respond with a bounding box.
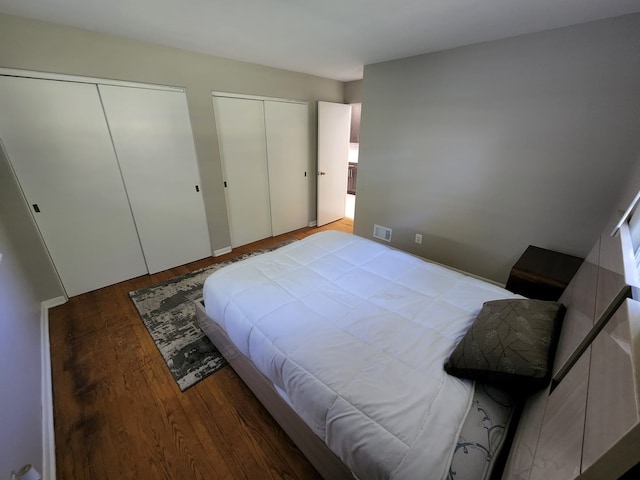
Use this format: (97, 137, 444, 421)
(0, 12, 343, 262)
(355, 14, 640, 283)
(344, 80, 363, 104)
(0, 144, 61, 476)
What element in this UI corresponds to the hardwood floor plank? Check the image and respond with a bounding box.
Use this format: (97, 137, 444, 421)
(51, 218, 352, 480)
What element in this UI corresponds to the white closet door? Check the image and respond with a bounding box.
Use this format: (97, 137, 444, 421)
(0, 76, 147, 296)
(98, 85, 211, 273)
(317, 101, 351, 226)
(264, 101, 310, 236)
(213, 96, 272, 247)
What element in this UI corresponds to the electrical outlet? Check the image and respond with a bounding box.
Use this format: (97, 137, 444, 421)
(415, 233, 423, 244)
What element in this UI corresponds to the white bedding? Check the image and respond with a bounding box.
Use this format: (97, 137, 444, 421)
(203, 231, 519, 479)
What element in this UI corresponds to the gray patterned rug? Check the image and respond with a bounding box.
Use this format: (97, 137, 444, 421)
(129, 240, 295, 391)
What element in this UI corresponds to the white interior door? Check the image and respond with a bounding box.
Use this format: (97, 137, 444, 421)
(213, 96, 272, 247)
(0, 76, 148, 296)
(264, 100, 310, 236)
(317, 101, 351, 226)
(99, 85, 212, 273)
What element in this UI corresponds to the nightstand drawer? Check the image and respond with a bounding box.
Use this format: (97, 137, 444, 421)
(506, 245, 583, 300)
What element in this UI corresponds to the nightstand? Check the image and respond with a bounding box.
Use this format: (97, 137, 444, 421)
(506, 245, 584, 301)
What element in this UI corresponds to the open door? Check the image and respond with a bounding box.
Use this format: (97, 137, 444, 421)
(317, 101, 351, 226)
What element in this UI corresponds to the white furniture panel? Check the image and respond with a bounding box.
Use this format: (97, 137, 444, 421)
(213, 96, 272, 247)
(553, 225, 640, 385)
(582, 298, 640, 480)
(98, 85, 211, 273)
(552, 238, 599, 379)
(501, 387, 550, 480)
(0, 76, 147, 296)
(317, 101, 351, 227)
(595, 226, 640, 323)
(529, 351, 590, 480)
(264, 100, 309, 236)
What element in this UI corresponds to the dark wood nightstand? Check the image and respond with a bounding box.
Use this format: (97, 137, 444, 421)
(506, 245, 584, 301)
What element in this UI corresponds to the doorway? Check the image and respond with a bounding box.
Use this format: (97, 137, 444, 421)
(346, 103, 361, 219)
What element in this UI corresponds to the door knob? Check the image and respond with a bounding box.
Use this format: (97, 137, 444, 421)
(317, 171, 326, 176)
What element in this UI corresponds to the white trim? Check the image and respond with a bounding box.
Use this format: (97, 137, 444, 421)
(308, 220, 318, 227)
(212, 90, 307, 105)
(213, 246, 233, 257)
(612, 189, 640, 236)
(0, 67, 185, 93)
(616, 222, 640, 287)
(41, 296, 66, 480)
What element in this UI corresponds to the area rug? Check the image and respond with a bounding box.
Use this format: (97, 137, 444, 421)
(129, 240, 296, 391)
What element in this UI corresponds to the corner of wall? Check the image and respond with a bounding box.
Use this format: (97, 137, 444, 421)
(343, 80, 363, 104)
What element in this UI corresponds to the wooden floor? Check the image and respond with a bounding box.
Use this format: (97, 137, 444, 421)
(50, 218, 353, 480)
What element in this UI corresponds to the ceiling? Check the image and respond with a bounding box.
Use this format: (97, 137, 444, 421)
(0, 0, 639, 81)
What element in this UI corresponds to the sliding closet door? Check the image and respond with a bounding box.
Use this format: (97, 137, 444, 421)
(98, 85, 211, 273)
(264, 100, 310, 236)
(0, 76, 147, 296)
(213, 96, 272, 247)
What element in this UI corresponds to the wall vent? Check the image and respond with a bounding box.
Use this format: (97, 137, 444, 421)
(373, 224, 392, 242)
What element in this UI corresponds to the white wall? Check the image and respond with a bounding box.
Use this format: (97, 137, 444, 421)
(354, 14, 640, 282)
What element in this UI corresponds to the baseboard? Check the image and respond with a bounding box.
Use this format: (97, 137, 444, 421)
(213, 246, 232, 257)
(41, 296, 66, 480)
(308, 220, 317, 227)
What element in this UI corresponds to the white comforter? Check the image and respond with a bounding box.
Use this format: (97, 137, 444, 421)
(203, 231, 518, 479)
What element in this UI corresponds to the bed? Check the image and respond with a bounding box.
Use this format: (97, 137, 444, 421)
(196, 223, 640, 480)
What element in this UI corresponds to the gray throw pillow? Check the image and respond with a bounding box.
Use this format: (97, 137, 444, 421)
(444, 299, 565, 391)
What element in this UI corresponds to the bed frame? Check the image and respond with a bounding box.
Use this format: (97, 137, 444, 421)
(196, 220, 640, 480)
(194, 298, 354, 480)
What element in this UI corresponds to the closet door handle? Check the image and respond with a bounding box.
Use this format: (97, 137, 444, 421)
(33, 204, 41, 213)
(318, 171, 326, 176)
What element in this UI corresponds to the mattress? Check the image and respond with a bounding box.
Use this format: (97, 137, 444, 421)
(203, 231, 520, 479)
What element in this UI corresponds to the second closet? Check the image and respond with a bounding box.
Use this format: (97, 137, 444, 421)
(213, 94, 310, 247)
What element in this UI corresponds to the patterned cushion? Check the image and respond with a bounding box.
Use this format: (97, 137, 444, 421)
(447, 384, 515, 480)
(444, 299, 565, 391)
